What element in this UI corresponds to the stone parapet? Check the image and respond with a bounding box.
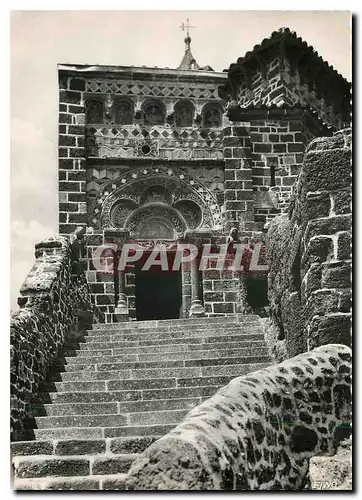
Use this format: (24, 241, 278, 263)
(10, 231, 97, 439)
(266, 129, 351, 356)
(126, 344, 351, 490)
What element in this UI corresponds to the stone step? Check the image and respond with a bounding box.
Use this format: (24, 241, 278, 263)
(88, 320, 260, 335)
(43, 384, 221, 404)
(13, 452, 139, 479)
(43, 396, 201, 417)
(35, 408, 189, 429)
(75, 333, 264, 351)
(63, 347, 269, 367)
(46, 374, 234, 397)
(58, 357, 270, 382)
(92, 314, 259, 330)
(47, 363, 267, 393)
(90, 321, 242, 333)
(13, 473, 128, 491)
(76, 339, 265, 354)
(34, 423, 176, 440)
(85, 325, 262, 341)
(11, 436, 160, 458)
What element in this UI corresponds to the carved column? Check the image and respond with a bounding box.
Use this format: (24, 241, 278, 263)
(115, 267, 129, 322)
(104, 228, 130, 323)
(189, 252, 205, 318)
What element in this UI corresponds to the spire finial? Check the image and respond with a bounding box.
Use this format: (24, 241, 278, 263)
(177, 18, 199, 70)
(179, 18, 196, 39)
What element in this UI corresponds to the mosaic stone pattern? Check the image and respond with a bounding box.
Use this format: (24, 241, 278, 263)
(85, 79, 221, 100)
(85, 125, 223, 160)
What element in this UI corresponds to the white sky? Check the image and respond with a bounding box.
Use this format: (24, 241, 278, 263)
(10, 10, 351, 311)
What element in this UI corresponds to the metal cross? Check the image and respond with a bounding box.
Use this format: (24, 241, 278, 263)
(179, 18, 196, 37)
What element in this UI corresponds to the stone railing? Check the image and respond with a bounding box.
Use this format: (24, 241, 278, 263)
(266, 129, 351, 359)
(10, 229, 97, 439)
(125, 344, 351, 490)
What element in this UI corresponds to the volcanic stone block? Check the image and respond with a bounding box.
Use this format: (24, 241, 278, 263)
(92, 455, 136, 475)
(334, 190, 352, 215)
(304, 192, 331, 220)
(337, 232, 351, 260)
(321, 262, 351, 289)
(125, 345, 351, 491)
(304, 148, 351, 191)
(16, 458, 90, 479)
(308, 315, 351, 349)
(55, 440, 106, 455)
(304, 215, 351, 241)
(110, 436, 159, 454)
(213, 302, 235, 313)
(46, 477, 100, 490)
(11, 441, 53, 457)
(101, 476, 127, 490)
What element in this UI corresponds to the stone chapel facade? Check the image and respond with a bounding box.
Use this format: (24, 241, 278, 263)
(57, 28, 350, 324)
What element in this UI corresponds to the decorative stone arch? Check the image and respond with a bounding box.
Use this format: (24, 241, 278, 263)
(96, 166, 222, 231)
(141, 99, 166, 126)
(85, 98, 104, 124)
(202, 102, 224, 128)
(114, 97, 134, 125)
(125, 204, 188, 238)
(174, 99, 195, 127)
(173, 199, 202, 230)
(110, 199, 139, 227)
(139, 185, 173, 206)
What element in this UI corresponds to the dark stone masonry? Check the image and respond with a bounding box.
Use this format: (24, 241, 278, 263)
(126, 344, 351, 490)
(266, 128, 351, 360)
(11, 27, 351, 490)
(10, 230, 98, 439)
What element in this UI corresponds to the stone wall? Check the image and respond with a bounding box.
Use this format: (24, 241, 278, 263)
(266, 213, 303, 358)
(250, 117, 314, 231)
(125, 344, 351, 490)
(58, 76, 87, 236)
(10, 231, 96, 439)
(222, 114, 329, 236)
(266, 129, 351, 359)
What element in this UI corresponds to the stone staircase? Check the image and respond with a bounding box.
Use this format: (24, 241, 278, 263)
(12, 314, 271, 490)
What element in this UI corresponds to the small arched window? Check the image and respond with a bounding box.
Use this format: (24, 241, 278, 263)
(86, 99, 103, 124)
(203, 103, 223, 128)
(114, 100, 134, 125)
(142, 100, 165, 126)
(174, 100, 194, 127)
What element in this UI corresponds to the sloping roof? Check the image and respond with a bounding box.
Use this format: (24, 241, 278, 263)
(228, 28, 349, 86)
(231, 27, 349, 85)
(222, 27, 351, 127)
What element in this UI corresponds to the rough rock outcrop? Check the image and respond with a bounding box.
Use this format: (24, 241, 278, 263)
(126, 344, 351, 490)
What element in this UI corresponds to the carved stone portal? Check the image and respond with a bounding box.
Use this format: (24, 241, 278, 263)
(97, 167, 222, 234)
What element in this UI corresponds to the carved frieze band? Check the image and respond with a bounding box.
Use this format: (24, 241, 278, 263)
(85, 79, 221, 100)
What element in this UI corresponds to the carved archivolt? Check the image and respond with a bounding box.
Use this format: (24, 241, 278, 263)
(127, 205, 187, 238)
(96, 166, 222, 235)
